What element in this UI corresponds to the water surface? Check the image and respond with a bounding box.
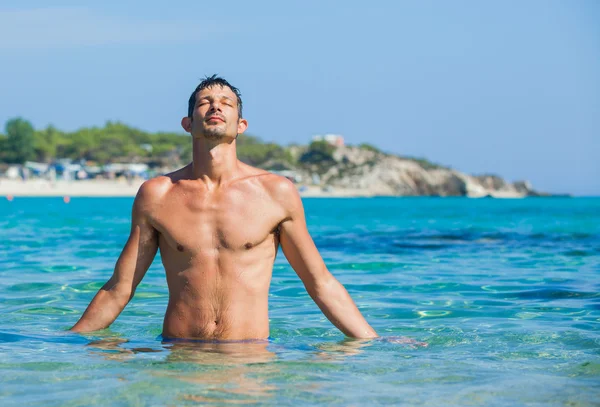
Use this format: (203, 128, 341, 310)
(0, 197, 599, 406)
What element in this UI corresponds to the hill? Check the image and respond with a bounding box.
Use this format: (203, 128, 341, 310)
(0, 119, 545, 197)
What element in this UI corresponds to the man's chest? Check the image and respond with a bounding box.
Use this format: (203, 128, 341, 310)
(150, 187, 285, 253)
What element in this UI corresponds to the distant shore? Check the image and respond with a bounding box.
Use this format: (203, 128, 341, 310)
(0, 179, 143, 197)
(1, 179, 567, 199)
(0, 179, 373, 198)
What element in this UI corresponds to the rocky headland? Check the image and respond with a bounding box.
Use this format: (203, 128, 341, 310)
(270, 144, 546, 198)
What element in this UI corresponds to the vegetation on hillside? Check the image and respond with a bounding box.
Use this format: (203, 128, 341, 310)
(0, 119, 190, 166)
(0, 117, 446, 172)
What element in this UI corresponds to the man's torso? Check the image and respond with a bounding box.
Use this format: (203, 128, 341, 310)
(146, 167, 288, 340)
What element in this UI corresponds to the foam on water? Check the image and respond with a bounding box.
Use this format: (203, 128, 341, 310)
(0, 197, 599, 406)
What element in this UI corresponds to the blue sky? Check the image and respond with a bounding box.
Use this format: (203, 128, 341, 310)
(1, 1, 598, 195)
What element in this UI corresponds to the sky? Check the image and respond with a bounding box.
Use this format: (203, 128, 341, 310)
(0, 1, 598, 196)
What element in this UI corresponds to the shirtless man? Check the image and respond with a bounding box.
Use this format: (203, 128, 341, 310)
(70, 75, 378, 341)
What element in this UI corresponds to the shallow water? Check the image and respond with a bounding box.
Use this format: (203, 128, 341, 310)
(0, 197, 599, 406)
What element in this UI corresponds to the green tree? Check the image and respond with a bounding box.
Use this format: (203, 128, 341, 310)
(299, 140, 335, 164)
(236, 134, 263, 146)
(235, 134, 296, 167)
(5, 117, 36, 164)
(34, 125, 61, 162)
(358, 143, 382, 153)
(0, 134, 7, 162)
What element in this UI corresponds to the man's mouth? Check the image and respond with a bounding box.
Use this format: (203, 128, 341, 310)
(206, 116, 225, 123)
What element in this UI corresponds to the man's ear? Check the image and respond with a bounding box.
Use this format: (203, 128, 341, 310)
(237, 118, 248, 135)
(181, 117, 192, 133)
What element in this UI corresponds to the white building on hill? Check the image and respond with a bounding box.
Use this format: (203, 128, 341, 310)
(312, 134, 344, 147)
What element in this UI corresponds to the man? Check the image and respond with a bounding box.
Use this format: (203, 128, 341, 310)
(71, 75, 378, 341)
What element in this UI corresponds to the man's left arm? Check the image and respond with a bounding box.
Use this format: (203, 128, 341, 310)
(277, 181, 378, 339)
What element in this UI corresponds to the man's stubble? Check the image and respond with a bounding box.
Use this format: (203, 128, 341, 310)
(203, 127, 226, 141)
(195, 120, 230, 141)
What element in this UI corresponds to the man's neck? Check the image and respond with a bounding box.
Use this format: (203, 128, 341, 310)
(191, 137, 239, 187)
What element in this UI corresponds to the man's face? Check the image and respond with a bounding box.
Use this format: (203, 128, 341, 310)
(187, 85, 246, 141)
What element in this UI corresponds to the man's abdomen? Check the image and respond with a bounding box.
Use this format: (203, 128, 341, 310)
(162, 296, 270, 340)
(159, 243, 276, 340)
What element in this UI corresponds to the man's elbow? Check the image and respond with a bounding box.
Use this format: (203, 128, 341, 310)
(103, 280, 135, 305)
(114, 285, 135, 306)
(81, 284, 133, 320)
(307, 274, 338, 299)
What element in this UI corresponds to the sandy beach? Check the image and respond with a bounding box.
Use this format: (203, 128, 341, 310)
(0, 178, 372, 198)
(0, 178, 538, 199)
(0, 179, 144, 197)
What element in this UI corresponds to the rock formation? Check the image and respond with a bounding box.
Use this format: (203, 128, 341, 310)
(291, 145, 542, 198)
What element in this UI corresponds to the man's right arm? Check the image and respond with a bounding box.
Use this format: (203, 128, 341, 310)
(70, 183, 160, 333)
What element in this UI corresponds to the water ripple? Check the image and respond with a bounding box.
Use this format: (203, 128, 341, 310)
(0, 197, 598, 406)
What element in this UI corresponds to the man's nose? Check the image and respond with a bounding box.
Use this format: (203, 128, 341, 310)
(208, 101, 222, 112)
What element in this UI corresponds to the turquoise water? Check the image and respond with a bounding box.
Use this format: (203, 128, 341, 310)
(0, 197, 599, 406)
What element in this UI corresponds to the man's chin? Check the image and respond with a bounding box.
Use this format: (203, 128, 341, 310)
(204, 133, 224, 140)
(196, 132, 233, 141)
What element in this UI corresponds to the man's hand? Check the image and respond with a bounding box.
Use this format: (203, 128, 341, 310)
(375, 336, 429, 348)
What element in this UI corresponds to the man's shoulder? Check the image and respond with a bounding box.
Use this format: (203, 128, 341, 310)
(233, 162, 299, 202)
(137, 165, 191, 202)
(252, 171, 301, 212)
(235, 163, 295, 194)
(135, 174, 176, 206)
(260, 173, 298, 197)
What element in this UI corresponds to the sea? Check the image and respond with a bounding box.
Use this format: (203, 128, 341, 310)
(0, 197, 598, 406)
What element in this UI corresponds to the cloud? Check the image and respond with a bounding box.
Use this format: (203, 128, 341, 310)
(0, 7, 223, 49)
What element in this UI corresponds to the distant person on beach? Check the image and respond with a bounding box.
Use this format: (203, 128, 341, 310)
(71, 75, 378, 341)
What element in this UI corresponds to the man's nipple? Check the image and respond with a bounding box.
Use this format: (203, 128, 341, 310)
(176, 244, 184, 252)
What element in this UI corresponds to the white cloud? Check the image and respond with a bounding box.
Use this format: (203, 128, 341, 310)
(0, 7, 224, 49)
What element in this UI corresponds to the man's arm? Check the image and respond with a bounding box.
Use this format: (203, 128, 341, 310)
(276, 180, 378, 339)
(70, 183, 159, 332)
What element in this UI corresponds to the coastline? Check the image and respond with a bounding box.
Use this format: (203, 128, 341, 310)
(0, 179, 558, 198)
(0, 179, 368, 198)
(1, 147, 557, 199)
(0, 179, 144, 197)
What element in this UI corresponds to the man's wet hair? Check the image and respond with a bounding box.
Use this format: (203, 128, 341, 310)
(187, 75, 243, 119)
